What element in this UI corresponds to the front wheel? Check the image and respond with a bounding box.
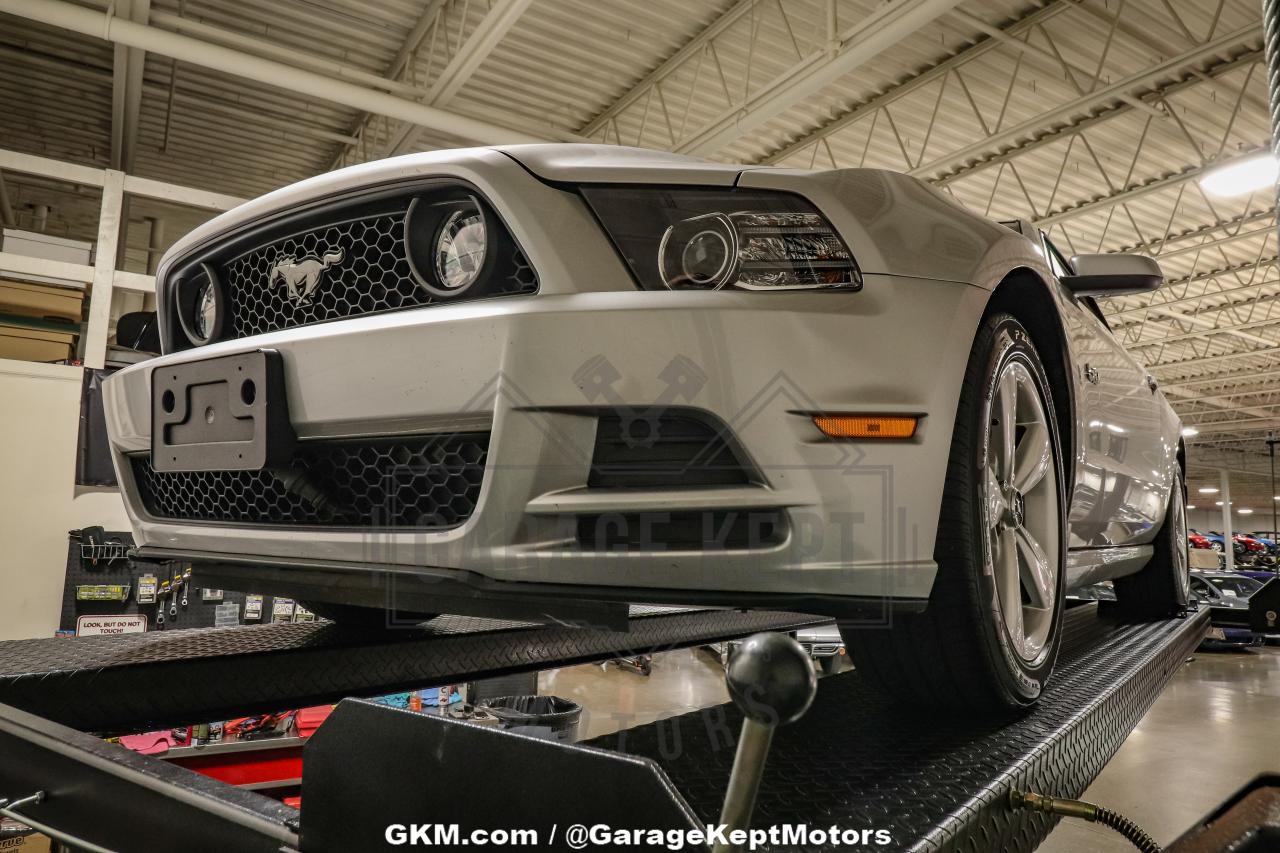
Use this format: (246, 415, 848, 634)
(1113, 468, 1190, 618)
(842, 314, 1067, 712)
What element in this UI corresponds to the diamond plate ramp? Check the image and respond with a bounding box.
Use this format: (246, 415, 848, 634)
(590, 604, 1208, 853)
(0, 607, 822, 733)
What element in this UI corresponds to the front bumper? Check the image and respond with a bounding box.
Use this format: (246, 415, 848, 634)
(105, 274, 987, 604)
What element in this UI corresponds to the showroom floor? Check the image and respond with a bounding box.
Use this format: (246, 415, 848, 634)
(1043, 645, 1280, 851)
(542, 644, 1280, 849)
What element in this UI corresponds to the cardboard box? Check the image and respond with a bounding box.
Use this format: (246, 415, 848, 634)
(0, 832, 52, 853)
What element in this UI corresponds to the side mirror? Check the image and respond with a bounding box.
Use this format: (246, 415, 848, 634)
(1062, 253, 1163, 297)
(115, 310, 161, 354)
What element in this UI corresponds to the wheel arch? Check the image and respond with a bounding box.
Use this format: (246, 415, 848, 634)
(982, 267, 1076, 497)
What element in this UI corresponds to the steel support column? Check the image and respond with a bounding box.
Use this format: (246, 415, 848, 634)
(1222, 469, 1235, 572)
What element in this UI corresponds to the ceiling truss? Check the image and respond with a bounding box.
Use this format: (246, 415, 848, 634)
(1, 0, 1278, 476)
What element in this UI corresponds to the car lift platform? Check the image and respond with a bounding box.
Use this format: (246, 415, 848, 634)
(0, 605, 822, 732)
(0, 602, 1206, 852)
(590, 603, 1209, 852)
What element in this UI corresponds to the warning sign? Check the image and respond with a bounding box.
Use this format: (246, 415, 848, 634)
(76, 614, 148, 636)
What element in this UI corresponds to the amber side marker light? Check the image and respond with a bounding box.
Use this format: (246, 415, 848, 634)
(813, 414, 919, 440)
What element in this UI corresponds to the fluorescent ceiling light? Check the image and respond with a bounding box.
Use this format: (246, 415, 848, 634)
(1187, 504, 1196, 510)
(1200, 153, 1279, 197)
(1239, 508, 1254, 514)
(1180, 427, 1198, 437)
(1198, 487, 1220, 494)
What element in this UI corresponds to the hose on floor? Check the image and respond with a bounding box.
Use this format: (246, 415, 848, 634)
(1009, 789, 1161, 853)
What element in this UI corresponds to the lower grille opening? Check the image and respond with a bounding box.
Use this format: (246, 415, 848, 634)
(588, 413, 755, 489)
(130, 433, 488, 528)
(576, 510, 785, 551)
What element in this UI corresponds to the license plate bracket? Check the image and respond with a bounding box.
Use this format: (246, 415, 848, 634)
(151, 350, 295, 472)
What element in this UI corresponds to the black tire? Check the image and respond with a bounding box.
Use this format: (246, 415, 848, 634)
(840, 313, 1067, 712)
(303, 601, 438, 628)
(1113, 468, 1190, 619)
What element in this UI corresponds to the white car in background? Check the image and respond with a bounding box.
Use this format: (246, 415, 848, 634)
(104, 144, 1189, 711)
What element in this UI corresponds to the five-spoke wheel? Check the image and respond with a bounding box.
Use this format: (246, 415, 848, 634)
(984, 360, 1061, 666)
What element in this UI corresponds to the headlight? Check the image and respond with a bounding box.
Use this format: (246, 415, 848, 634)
(659, 213, 735, 289)
(581, 187, 861, 292)
(175, 262, 223, 345)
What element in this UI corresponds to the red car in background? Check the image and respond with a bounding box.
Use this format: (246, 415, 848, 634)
(1236, 534, 1268, 555)
(1188, 531, 1213, 550)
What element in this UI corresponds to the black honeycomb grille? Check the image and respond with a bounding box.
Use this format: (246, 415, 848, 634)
(220, 209, 537, 338)
(588, 414, 754, 489)
(130, 434, 489, 528)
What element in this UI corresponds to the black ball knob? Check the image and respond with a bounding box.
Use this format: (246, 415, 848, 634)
(725, 632, 817, 726)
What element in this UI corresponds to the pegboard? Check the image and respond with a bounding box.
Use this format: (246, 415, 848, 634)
(61, 530, 296, 634)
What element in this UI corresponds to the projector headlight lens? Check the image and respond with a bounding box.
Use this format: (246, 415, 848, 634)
(581, 186, 861, 292)
(660, 214, 736, 289)
(434, 208, 487, 293)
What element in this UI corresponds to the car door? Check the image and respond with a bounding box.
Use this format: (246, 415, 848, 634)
(1042, 234, 1168, 548)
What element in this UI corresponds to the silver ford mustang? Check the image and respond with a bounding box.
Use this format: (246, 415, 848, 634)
(103, 144, 1190, 710)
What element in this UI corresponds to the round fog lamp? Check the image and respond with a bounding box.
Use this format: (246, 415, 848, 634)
(194, 280, 217, 341)
(434, 209, 487, 293)
(178, 263, 224, 346)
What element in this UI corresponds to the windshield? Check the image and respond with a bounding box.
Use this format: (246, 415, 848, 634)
(1211, 577, 1264, 597)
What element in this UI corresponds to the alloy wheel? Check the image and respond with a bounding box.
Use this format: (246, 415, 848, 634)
(1171, 474, 1190, 601)
(983, 360, 1060, 665)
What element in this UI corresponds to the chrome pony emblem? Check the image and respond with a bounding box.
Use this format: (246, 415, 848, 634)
(270, 249, 344, 304)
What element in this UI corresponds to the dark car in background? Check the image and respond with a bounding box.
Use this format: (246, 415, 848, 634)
(1189, 571, 1266, 649)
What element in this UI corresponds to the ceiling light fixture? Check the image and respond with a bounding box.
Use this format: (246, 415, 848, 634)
(1198, 487, 1220, 494)
(1180, 427, 1199, 437)
(1200, 153, 1279, 197)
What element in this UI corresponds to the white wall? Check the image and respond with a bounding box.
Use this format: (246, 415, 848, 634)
(0, 359, 130, 640)
(1187, 506, 1278, 536)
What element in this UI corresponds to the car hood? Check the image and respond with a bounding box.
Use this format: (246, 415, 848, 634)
(498, 144, 752, 185)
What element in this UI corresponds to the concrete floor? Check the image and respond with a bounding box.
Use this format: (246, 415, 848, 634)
(538, 644, 1280, 850)
(539, 646, 733, 741)
(1042, 644, 1280, 851)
